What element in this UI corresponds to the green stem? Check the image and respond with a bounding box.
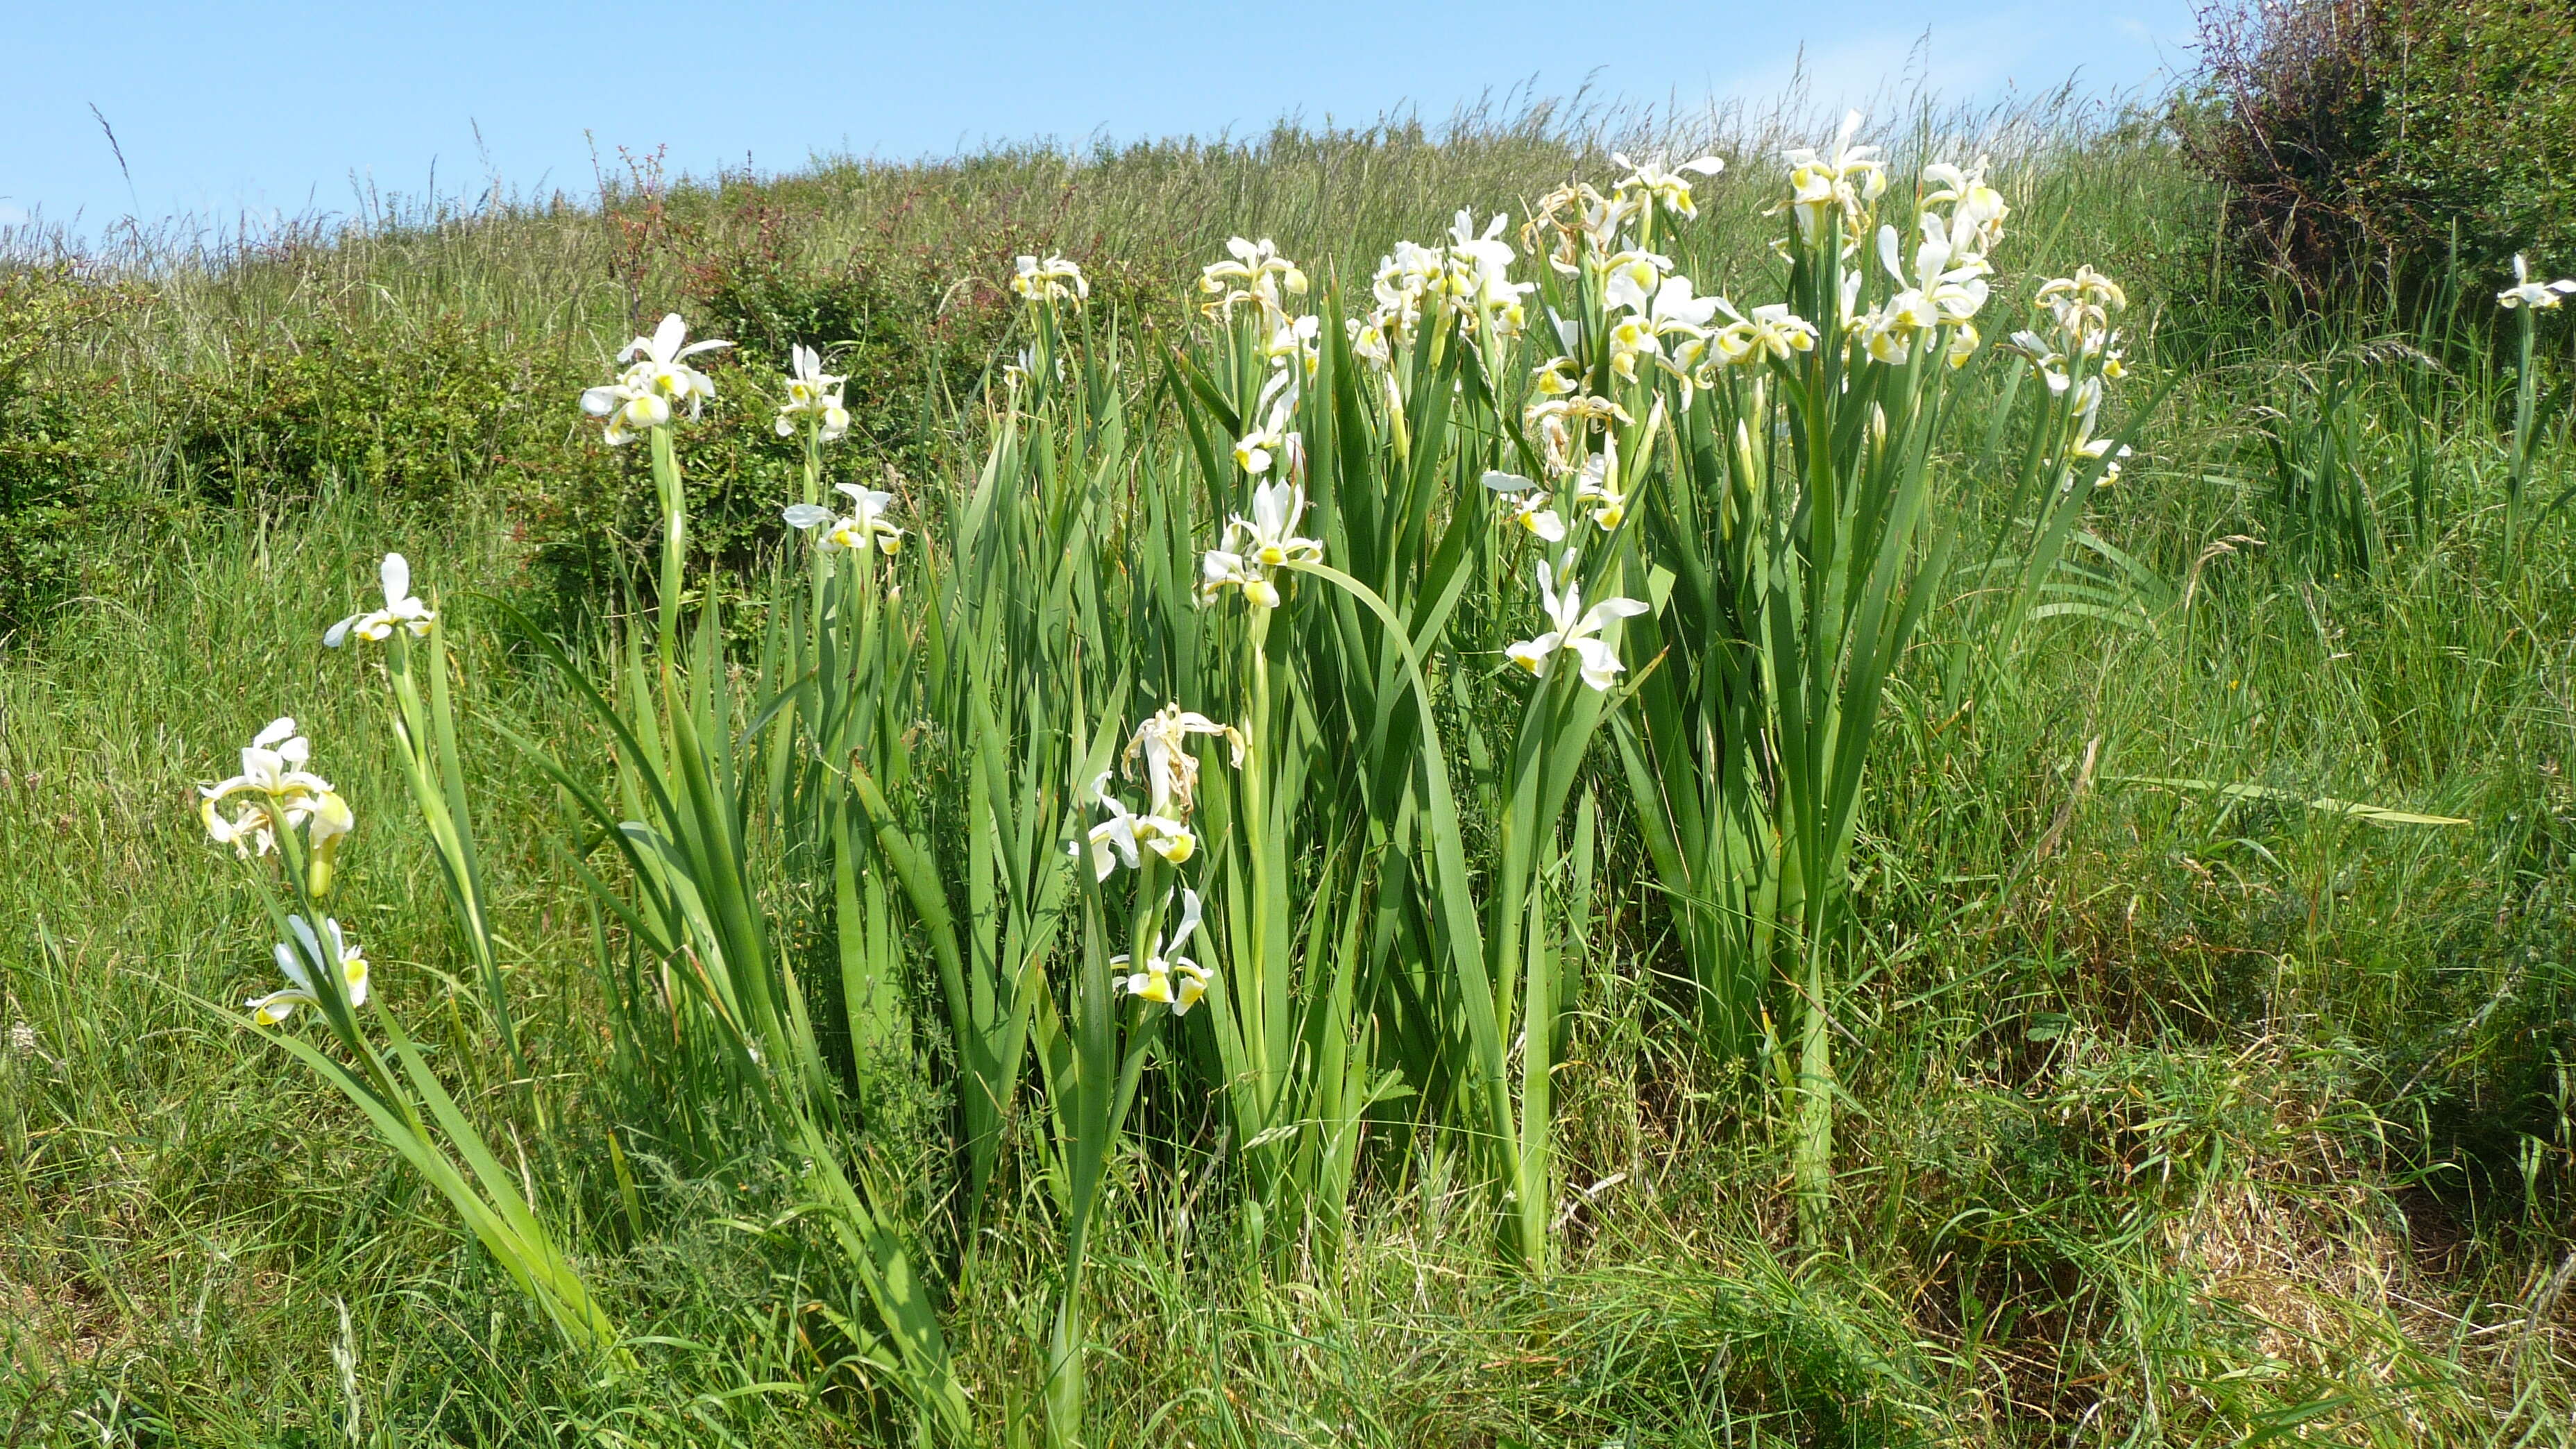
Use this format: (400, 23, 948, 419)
(1793, 933, 1834, 1247)
(652, 425, 684, 673)
(1243, 604, 1280, 1214)
(2509, 309, 2537, 559)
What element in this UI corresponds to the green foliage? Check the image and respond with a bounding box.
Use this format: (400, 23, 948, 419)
(171, 310, 588, 507)
(2371, 0, 2576, 283)
(0, 264, 136, 634)
(2191, 0, 2576, 304)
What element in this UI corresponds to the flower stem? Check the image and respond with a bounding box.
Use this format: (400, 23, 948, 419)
(2509, 307, 2538, 559)
(652, 425, 685, 672)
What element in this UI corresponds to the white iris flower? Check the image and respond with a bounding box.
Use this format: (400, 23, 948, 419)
(1124, 705, 1243, 821)
(582, 313, 730, 445)
(2064, 378, 2133, 481)
(1611, 152, 1727, 220)
(1012, 254, 1090, 305)
(2034, 266, 2127, 346)
(1601, 248, 1675, 316)
(325, 552, 435, 647)
(1234, 416, 1289, 477)
(199, 718, 350, 861)
(1201, 480, 1324, 610)
(1773, 111, 1888, 245)
(1921, 155, 2010, 256)
(1265, 314, 1322, 376)
(2498, 253, 2576, 310)
(246, 915, 369, 1026)
(1574, 440, 1629, 531)
(1503, 552, 1650, 693)
(1712, 301, 1820, 366)
(774, 344, 851, 441)
(1482, 471, 1570, 543)
(1614, 276, 1720, 381)
(1200, 237, 1308, 319)
(1115, 888, 1211, 1017)
(579, 373, 668, 446)
(1076, 773, 1195, 881)
(784, 482, 906, 556)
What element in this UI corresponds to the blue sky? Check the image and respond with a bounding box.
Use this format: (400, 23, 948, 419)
(4, 1, 2198, 241)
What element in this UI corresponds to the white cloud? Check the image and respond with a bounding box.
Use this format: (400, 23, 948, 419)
(1709, 3, 2189, 130)
(0, 203, 28, 227)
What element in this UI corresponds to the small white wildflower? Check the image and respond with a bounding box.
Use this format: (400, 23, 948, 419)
(580, 313, 730, 445)
(1012, 254, 1089, 305)
(1200, 479, 1323, 611)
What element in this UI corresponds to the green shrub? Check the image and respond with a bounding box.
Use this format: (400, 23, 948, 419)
(170, 310, 595, 509)
(2189, 0, 2576, 307)
(0, 264, 138, 634)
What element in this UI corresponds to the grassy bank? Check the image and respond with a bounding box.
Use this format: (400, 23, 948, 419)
(3, 95, 2573, 1447)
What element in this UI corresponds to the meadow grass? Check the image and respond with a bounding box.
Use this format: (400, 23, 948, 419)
(3, 92, 2575, 1448)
